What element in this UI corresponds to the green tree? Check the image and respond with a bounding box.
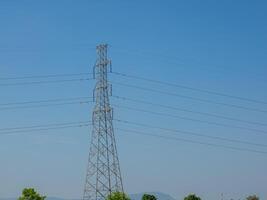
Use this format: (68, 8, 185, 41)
(18, 188, 46, 200)
(246, 195, 259, 200)
(142, 194, 157, 200)
(106, 192, 130, 200)
(184, 194, 201, 200)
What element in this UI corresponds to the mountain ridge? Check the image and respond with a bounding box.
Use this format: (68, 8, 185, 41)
(0, 192, 176, 200)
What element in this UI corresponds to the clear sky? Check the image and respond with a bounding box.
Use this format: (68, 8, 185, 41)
(0, 1, 267, 200)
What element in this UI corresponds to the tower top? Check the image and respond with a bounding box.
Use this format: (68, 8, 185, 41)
(96, 44, 108, 49)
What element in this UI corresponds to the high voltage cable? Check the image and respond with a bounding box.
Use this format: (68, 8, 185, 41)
(112, 81, 267, 114)
(3, 94, 266, 127)
(0, 123, 91, 135)
(0, 121, 91, 134)
(114, 119, 267, 148)
(113, 104, 267, 135)
(112, 95, 267, 127)
(0, 77, 93, 86)
(1, 71, 265, 105)
(115, 128, 267, 155)
(112, 71, 267, 105)
(3, 70, 266, 105)
(2, 97, 266, 134)
(0, 96, 92, 106)
(0, 119, 266, 154)
(0, 72, 92, 80)
(0, 120, 91, 132)
(0, 100, 92, 111)
(0, 94, 265, 127)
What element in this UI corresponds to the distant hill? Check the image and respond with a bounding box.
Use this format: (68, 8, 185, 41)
(0, 192, 176, 200)
(130, 192, 176, 200)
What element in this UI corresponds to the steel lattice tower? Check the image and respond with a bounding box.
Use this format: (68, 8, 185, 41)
(83, 44, 124, 200)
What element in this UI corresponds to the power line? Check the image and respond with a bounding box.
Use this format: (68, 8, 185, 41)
(0, 123, 91, 135)
(0, 72, 92, 81)
(113, 71, 267, 106)
(112, 81, 267, 114)
(114, 119, 267, 148)
(0, 96, 92, 106)
(1, 94, 264, 129)
(112, 95, 267, 127)
(2, 70, 265, 105)
(114, 104, 267, 135)
(0, 100, 92, 111)
(115, 128, 267, 155)
(2, 95, 265, 134)
(0, 120, 91, 132)
(112, 71, 267, 105)
(0, 77, 93, 86)
(0, 118, 266, 155)
(2, 120, 266, 155)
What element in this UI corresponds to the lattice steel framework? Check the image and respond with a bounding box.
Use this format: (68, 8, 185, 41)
(83, 44, 124, 200)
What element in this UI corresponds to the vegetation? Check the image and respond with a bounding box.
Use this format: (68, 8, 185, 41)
(106, 191, 131, 200)
(18, 188, 46, 200)
(246, 195, 259, 200)
(142, 194, 157, 200)
(184, 194, 202, 200)
(17, 188, 260, 200)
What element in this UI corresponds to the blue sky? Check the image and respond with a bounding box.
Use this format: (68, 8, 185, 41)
(0, 1, 267, 200)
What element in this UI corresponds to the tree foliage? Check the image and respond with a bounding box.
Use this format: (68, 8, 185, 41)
(142, 194, 157, 200)
(184, 194, 201, 200)
(18, 188, 46, 200)
(106, 192, 130, 200)
(246, 195, 259, 200)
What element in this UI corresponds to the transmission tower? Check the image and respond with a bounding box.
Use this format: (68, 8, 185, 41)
(83, 44, 124, 200)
